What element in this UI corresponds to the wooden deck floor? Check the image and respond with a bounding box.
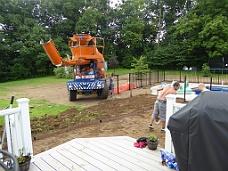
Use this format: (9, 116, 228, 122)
(29, 136, 172, 171)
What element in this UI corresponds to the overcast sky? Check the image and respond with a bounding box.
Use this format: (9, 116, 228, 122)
(110, 0, 122, 8)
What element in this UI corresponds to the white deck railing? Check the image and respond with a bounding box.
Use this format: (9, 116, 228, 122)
(165, 94, 186, 154)
(0, 98, 33, 159)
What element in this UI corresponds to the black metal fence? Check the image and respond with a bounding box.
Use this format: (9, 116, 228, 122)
(156, 70, 228, 85)
(112, 70, 228, 95)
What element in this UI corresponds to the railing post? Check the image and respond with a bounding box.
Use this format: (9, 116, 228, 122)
(165, 94, 176, 153)
(17, 98, 33, 160)
(5, 115, 12, 154)
(10, 112, 21, 157)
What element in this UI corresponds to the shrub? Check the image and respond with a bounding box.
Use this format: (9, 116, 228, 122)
(201, 63, 210, 77)
(53, 67, 73, 79)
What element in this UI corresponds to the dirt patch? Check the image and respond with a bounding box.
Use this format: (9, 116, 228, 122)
(4, 78, 185, 155)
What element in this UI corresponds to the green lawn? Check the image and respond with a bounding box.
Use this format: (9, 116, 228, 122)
(0, 69, 133, 126)
(0, 76, 81, 126)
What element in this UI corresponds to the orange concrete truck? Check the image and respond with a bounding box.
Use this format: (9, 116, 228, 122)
(41, 34, 109, 101)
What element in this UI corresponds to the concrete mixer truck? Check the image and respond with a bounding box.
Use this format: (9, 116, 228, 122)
(41, 34, 109, 101)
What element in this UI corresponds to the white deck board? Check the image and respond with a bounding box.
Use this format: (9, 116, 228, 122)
(30, 136, 172, 171)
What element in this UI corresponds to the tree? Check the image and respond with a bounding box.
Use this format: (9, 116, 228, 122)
(199, 15, 228, 58)
(75, 8, 101, 35)
(154, 0, 228, 69)
(131, 55, 149, 73)
(108, 56, 119, 73)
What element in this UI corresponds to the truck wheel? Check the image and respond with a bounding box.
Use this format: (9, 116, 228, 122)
(68, 90, 77, 101)
(99, 83, 109, 99)
(97, 90, 102, 97)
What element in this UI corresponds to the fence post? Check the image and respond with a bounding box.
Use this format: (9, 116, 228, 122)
(140, 72, 142, 87)
(17, 98, 33, 160)
(129, 73, 132, 97)
(116, 75, 119, 94)
(145, 72, 147, 86)
(218, 74, 219, 84)
(184, 76, 186, 102)
(197, 72, 199, 83)
(209, 77, 212, 90)
(165, 94, 176, 153)
(128, 73, 131, 90)
(180, 70, 181, 82)
(164, 70, 165, 81)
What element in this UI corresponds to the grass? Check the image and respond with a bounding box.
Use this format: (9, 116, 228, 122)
(0, 99, 16, 109)
(0, 76, 68, 87)
(0, 76, 81, 126)
(107, 68, 136, 75)
(0, 98, 82, 126)
(0, 76, 69, 97)
(0, 70, 132, 126)
(29, 100, 82, 119)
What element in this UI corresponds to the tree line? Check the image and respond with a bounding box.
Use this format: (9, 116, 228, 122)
(0, 0, 227, 82)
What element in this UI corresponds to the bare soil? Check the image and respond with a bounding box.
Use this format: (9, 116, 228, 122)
(4, 75, 185, 155)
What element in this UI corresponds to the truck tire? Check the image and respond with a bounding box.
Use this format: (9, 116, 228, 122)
(99, 83, 109, 99)
(68, 90, 77, 101)
(97, 90, 102, 97)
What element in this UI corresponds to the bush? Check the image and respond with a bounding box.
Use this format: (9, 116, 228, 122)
(53, 67, 73, 79)
(201, 63, 210, 77)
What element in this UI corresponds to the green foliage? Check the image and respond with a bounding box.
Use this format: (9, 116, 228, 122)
(17, 148, 31, 164)
(75, 8, 101, 34)
(148, 134, 158, 142)
(158, 0, 228, 69)
(199, 15, 228, 58)
(53, 67, 73, 79)
(201, 63, 211, 77)
(0, 0, 227, 82)
(131, 55, 149, 73)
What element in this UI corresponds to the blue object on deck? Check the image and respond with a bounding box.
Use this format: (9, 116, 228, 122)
(160, 149, 178, 170)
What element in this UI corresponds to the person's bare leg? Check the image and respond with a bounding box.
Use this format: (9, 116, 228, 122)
(109, 90, 112, 97)
(161, 121, 166, 132)
(149, 115, 155, 129)
(150, 115, 155, 124)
